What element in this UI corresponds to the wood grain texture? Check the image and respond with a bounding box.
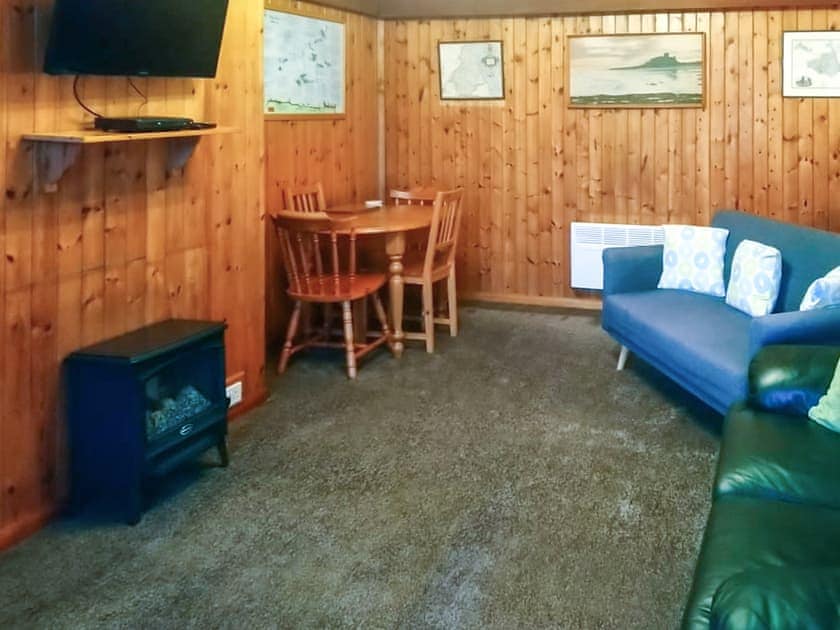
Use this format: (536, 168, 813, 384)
(0, 0, 265, 550)
(384, 8, 840, 305)
(264, 1, 381, 350)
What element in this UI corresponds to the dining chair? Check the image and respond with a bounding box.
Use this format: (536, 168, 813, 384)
(284, 183, 327, 213)
(271, 211, 394, 379)
(403, 189, 465, 353)
(390, 187, 438, 206)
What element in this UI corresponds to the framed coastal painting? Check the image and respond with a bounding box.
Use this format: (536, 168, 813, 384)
(567, 33, 705, 108)
(438, 41, 505, 100)
(263, 7, 345, 119)
(783, 31, 840, 97)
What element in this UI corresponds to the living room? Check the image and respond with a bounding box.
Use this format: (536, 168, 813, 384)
(1, 0, 839, 627)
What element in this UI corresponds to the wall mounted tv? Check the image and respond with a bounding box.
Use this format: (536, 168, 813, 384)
(44, 0, 230, 78)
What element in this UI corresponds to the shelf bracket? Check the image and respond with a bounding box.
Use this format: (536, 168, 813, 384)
(35, 142, 82, 194)
(167, 137, 201, 174)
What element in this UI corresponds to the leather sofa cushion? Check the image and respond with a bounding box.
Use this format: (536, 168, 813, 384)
(749, 345, 840, 416)
(681, 497, 840, 630)
(602, 289, 751, 412)
(714, 404, 840, 509)
(710, 566, 840, 630)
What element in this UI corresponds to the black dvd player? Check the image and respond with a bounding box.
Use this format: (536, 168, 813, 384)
(94, 116, 196, 133)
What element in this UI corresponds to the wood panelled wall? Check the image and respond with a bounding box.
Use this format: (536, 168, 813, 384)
(265, 0, 381, 349)
(0, 0, 265, 549)
(384, 9, 840, 307)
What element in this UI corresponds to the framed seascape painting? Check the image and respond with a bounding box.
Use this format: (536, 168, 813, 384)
(783, 31, 840, 97)
(438, 41, 505, 100)
(567, 33, 705, 108)
(263, 7, 345, 119)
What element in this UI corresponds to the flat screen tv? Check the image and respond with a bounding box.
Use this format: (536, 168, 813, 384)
(44, 0, 230, 78)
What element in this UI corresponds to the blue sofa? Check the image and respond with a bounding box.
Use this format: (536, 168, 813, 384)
(601, 211, 840, 414)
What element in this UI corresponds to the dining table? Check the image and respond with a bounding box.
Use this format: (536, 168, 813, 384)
(325, 202, 434, 357)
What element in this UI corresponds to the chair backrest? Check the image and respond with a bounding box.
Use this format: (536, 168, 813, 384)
(390, 187, 438, 206)
(424, 189, 464, 274)
(271, 211, 357, 296)
(284, 183, 327, 213)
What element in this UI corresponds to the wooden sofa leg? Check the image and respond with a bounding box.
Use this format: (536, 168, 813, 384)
(617, 346, 629, 371)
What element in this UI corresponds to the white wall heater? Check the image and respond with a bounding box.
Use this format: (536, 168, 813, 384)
(570, 222, 665, 290)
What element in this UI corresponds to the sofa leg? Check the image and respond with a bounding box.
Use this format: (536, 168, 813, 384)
(617, 346, 629, 371)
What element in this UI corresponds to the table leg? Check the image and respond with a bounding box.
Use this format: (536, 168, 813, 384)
(385, 232, 407, 357)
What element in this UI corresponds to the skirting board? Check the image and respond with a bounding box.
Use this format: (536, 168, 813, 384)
(461, 291, 602, 311)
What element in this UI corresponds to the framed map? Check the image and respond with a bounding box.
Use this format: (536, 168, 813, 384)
(263, 8, 345, 118)
(567, 33, 705, 108)
(783, 31, 840, 97)
(438, 41, 505, 101)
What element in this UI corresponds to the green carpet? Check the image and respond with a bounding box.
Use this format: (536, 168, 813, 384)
(0, 306, 718, 629)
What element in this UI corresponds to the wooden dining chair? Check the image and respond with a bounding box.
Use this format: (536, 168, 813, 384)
(390, 187, 438, 206)
(271, 211, 394, 379)
(284, 183, 327, 213)
(403, 189, 465, 353)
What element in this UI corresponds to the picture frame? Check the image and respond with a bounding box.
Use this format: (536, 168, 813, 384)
(566, 32, 706, 109)
(438, 40, 505, 101)
(783, 31, 840, 98)
(263, 5, 346, 119)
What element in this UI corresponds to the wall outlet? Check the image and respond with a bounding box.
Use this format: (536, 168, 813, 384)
(226, 381, 243, 408)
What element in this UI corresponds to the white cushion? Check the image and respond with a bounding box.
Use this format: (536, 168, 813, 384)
(725, 239, 783, 317)
(658, 225, 729, 297)
(800, 266, 840, 311)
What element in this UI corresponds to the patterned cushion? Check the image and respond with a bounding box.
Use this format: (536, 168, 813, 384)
(725, 239, 783, 317)
(810, 357, 840, 431)
(658, 225, 729, 297)
(800, 267, 840, 311)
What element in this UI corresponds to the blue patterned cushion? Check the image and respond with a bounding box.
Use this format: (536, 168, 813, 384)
(800, 267, 840, 311)
(658, 225, 729, 297)
(725, 239, 783, 317)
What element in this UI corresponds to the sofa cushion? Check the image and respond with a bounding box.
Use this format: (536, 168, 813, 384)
(712, 211, 840, 313)
(725, 239, 782, 317)
(602, 290, 752, 412)
(714, 403, 840, 509)
(809, 357, 840, 431)
(800, 266, 840, 311)
(658, 225, 729, 297)
(681, 497, 840, 630)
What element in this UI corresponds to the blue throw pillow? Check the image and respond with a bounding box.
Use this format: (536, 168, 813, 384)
(725, 239, 783, 317)
(800, 266, 840, 311)
(658, 225, 729, 297)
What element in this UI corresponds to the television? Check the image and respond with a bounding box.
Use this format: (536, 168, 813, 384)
(44, 0, 230, 78)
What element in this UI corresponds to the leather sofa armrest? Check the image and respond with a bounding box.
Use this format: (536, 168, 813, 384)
(711, 567, 840, 630)
(748, 344, 840, 416)
(602, 245, 663, 297)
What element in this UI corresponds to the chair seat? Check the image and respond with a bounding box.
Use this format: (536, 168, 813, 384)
(403, 258, 452, 284)
(287, 273, 388, 303)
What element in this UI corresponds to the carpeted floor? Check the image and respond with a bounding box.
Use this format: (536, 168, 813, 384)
(0, 306, 720, 629)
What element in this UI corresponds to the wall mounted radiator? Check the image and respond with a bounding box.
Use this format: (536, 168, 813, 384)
(570, 222, 665, 290)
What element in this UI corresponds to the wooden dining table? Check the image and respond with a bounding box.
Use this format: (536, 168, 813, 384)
(325, 202, 433, 357)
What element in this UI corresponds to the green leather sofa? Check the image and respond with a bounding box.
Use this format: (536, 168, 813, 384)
(682, 344, 840, 629)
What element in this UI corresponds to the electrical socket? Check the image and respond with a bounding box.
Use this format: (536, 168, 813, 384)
(226, 381, 243, 408)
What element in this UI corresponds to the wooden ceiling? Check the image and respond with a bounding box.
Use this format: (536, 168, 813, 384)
(315, 0, 837, 18)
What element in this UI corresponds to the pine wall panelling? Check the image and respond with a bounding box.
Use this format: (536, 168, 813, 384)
(384, 9, 840, 307)
(0, 0, 266, 550)
(264, 0, 381, 349)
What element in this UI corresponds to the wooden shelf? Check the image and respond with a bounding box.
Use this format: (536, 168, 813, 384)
(23, 126, 238, 192)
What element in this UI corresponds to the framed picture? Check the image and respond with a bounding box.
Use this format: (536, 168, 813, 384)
(438, 41, 505, 101)
(783, 31, 840, 97)
(263, 7, 345, 119)
(566, 33, 705, 108)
